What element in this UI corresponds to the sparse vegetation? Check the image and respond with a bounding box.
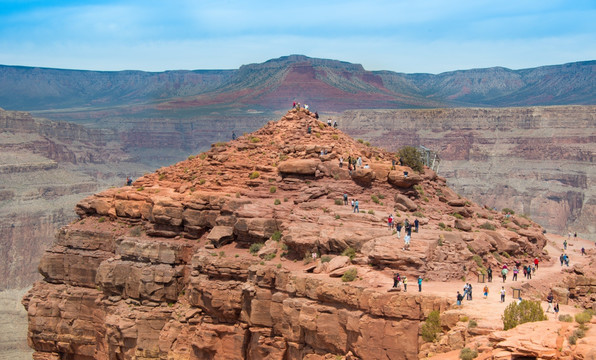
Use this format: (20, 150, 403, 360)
(502, 300, 547, 330)
(438, 234, 444, 246)
(421, 310, 441, 342)
(468, 319, 478, 329)
(136, 186, 145, 191)
(452, 212, 464, 219)
(249, 243, 264, 255)
(502, 208, 515, 215)
(332, 134, 339, 140)
(335, 214, 340, 220)
(342, 247, 356, 260)
(271, 231, 282, 241)
(414, 185, 424, 195)
(364, 141, 371, 147)
(413, 211, 424, 217)
(249, 171, 260, 179)
(438, 222, 446, 229)
(199, 153, 207, 160)
(335, 199, 343, 205)
(575, 310, 593, 325)
(98, 217, 106, 223)
(250, 136, 261, 143)
(269, 186, 277, 193)
(264, 253, 276, 261)
(198, 179, 206, 185)
(341, 268, 358, 282)
(367, 209, 375, 215)
(321, 255, 332, 263)
(472, 255, 483, 268)
(357, 139, 364, 143)
(371, 195, 380, 204)
(274, 199, 281, 205)
(459, 347, 478, 360)
(493, 252, 503, 263)
(398, 146, 424, 172)
(187, 155, 196, 160)
(479, 222, 496, 230)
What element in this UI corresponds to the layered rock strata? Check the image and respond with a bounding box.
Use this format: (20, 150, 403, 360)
(24, 109, 548, 359)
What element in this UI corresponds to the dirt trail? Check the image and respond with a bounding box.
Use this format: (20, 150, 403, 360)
(386, 233, 594, 329)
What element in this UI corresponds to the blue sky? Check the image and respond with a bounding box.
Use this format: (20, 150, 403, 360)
(0, 0, 594, 73)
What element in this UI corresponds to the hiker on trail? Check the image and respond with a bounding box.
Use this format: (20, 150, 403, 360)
(414, 218, 419, 233)
(487, 267, 493, 282)
(574, 232, 577, 238)
(343, 192, 348, 205)
(466, 283, 473, 300)
(293, 101, 296, 108)
(418, 276, 423, 292)
(560, 253, 565, 266)
(315, 112, 319, 120)
(564, 240, 567, 250)
(463, 283, 469, 298)
(404, 233, 411, 250)
(554, 303, 560, 315)
(347, 156, 352, 168)
(581, 247, 586, 256)
(354, 199, 359, 213)
(500, 287, 506, 303)
(333, 121, 338, 128)
(307, 126, 311, 134)
(387, 214, 393, 229)
(457, 291, 463, 306)
(404, 220, 412, 250)
(351, 199, 355, 210)
(526, 265, 532, 279)
(512, 266, 518, 281)
(534, 257, 539, 269)
(327, 119, 332, 126)
(517, 296, 522, 305)
(501, 267, 508, 282)
(232, 131, 236, 140)
(357, 157, 362, 167)
(126, 176, 133, 186)
(546, 292, 554, 312)
(339, 157, 344, 168)
(403, 277, 408, 292)
(393, 273, 401, 288)
(396, 222, 402, 239)
(564, 254, 569, 266)
(483, 285, 489, 299)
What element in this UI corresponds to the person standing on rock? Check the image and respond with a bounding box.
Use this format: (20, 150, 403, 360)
(467, 283, 473, 300)
(414, 218, 419, 233)
(487, 267, 493, 282)
(354, 199, 359, 213)
(351, 199, 354, 210)
(546, 292, 554, 312)
(559, 253, 565, 266)
(581, 247, 585, 256)
(343, 192, 348, 205)
(396, 222, 402, 239)
(500, 287, 506, 303)
(563, 239, 567, 250)
(357, 157, 362, 168)
(393, 273, 401, 288)
(418, 276, 423, 292)
(512, 266, 518, 281)
(403, 276, 408, 292)
(387, 214, 393, 229)
(457, 291, 463, 306)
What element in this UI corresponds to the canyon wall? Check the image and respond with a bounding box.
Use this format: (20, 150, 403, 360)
(338, 105, 596, 240)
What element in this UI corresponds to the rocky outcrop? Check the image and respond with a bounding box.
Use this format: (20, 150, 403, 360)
(339, 106, 596, 240)
(23, 109, 550, 359)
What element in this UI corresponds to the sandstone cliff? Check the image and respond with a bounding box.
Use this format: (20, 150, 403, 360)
(338, 106, 596, 241)
(24, 109, 551, 359)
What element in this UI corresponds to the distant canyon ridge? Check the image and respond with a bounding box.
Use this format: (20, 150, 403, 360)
(0, 55, 594, 290)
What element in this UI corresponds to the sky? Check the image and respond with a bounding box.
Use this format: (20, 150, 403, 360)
(0, 0, 594, 74)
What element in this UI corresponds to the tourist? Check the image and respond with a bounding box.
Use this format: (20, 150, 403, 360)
(393, 272, 401, 288)
(315, 112, 319, 120)
(457, 291, 463, 306)
(343, 192, 348, 205)
(414, 218, 419, 233)
(418, 276, 423, 292)
(232, 131, 236, 140)
(501, 267, 508, 282)
(404, 233, 411, 250)
(396, 222, 402, 239)
(560, 253, 565, 266)
(339, 157, 343, 168)
(534, 257, 539, 269)
(387, 214, 393, 229)
(354, 199, 359, 213)
(512, 266, 518, 281)
(516, 296, 522, 305)
(483, 285, 489, 299)
(546, 292, 554, 312)
(523, 266, 527, 277)
(351, 199, 355, 210)
(563, 239, 567, 250)
(581, 247, 585, 256)
(526, 265, 532, 279)
(357, 157, 362, 167)
(403, 277, 408, 292)
(327, 119, 332, 126)
(307, 126, 311, 134)
(487, 267, 493, 282)
(500, 287, 506, 303)
(554, 303, 560, 315)
(564, 253, 569, 266)
(126, 176, 133, 186)
(333, 120, 338, 128)
(467, 283, 473, 300)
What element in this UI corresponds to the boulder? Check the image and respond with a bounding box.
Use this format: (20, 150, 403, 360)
(278, 159, 321, 175)
(326, 256, 350, 273)
(351, 168, 375, 185)
(454, 219, 472, 232)
(387, 170, 422, 188)
(394, 194, 417, 211)
(257, 240, 278, 259)
(207, 226, 235, 247)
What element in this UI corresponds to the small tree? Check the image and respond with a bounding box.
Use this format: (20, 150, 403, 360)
(502, 300, 547, 330)
(398, 146, 424, 173)
(421, 310, 441, 342)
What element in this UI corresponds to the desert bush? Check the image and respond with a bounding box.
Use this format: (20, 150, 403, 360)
(575, 310, 593, 325)
(472, 255, 483, 268)
(479, 222, 496, 230)
(264, 253, 276, 261)
(249, 171, 260, 179)
(459, 347, 478, 360)
(502, 300, 547, 330)
(438, 222, 446, 229)
(332, 134, 339, 140)
(335, 214, 341, 220)
(493, 252, 503, 263)
(367, 209, 375, 215)
(187, 155, 196, 160)
(335, 199, 343, 205)
(342, 247, 356, 260)
(98, 217, 106, 223)
(199, 153, 207, 160)
(558, 314, 573, 322)
(502, 208, 515, 215)
(398, 146, 424, 172)
(371, 195, 380, 204)
(421, 310, 441, 342)
(357, 139, 364, 143)
(321, 255, 332, 263)
(468, 319, 478, 329)
(414, 185, 424, 195)
(269, 186, 277, 193)
(568, 334, 577, 345)
(249, 243, 264, 255)
(271, 231, 282, 241)
(413, 211, 424, 217)
(318, 123, 325, 129)
(249, 136, 261, 143)
(341, 268, 357, 282)
(452, 212, 464, 219)
(274, 199, 281, 205)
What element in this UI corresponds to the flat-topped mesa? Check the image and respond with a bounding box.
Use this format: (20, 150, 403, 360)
(25, 109, 549, 360)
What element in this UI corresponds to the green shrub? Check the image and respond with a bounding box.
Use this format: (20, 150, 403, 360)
(568, 334, 577, 345)
(341, 268, 358, 282)
(367, 209, 375, 215)
(502, 208, 515, 215)
(219, 251, 225, 257)
(276, 263, 282, 269)
(136, 186, 144, 191)
(198, 179, 206, 185)
(467, 244, 476, 254)
(575, 310, 593, 325)
(398, 146, 424, 172)
(249, 243, 264, 255)
(502, 251, 511, 258)
(413, 211, 424, 217)
(274, 199, 281, 205)
(358, 139, 364, 143)
(421, 310, 441, 342)
(468, 320, 478, 329)
(371, 195, 380, 204)
(342, 247, 356, 260)
(187, 155, 196, 160)
(249, 136, 261, 143)
(414, 185, 425, 195)
(335, 199, 343, 205)
(459, 347, 478, 360)
(452, 212, 464, 219)
(558, 314, 573, 322)
(332, 134, 339, 140)
(479, 222, 496, 230)
(199, 153, 207, 160)
(249, 171, 260, 179)
(271, 231, 282, 241)
(472, 255, 483, 268)
(98, 217, 106, 223)
(378, 194, 385, 199)
(502, 300, 547, 330)
(438, 222, 446, 229)
(573, 328, 586, 339)
(318, 122, 325, 129)
(493, 252, 503, 263)
(269, 186, 277, 193)
(335, 214, 340, 220)
(364, 141, 371, 147)
(264, 253, 276, 261)
(321, 255, 332, 263)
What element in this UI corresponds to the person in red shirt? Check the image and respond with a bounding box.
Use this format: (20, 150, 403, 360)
(534, 257, 539, 269)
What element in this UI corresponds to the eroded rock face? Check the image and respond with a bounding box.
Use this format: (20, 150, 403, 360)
(23, 109, 548, 359)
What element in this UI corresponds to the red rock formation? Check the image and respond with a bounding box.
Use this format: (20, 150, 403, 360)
(24, 109, 550, 359)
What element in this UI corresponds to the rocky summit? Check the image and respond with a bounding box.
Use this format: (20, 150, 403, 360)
(24, 108, 560, 359)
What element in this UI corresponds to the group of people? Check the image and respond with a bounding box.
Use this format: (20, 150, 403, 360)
(493, 258, 539, 283)
(559, 253, 570, 266)
(393, 273, 423, 292)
